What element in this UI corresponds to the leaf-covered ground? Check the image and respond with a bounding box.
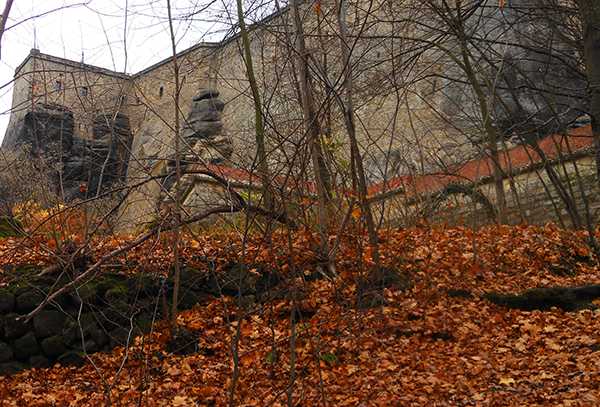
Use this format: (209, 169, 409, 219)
(1, 224, 600, 406)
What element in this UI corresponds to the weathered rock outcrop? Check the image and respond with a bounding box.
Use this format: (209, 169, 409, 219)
(62, 113, 132, 198)
(1, 103, 132, 200)
(485, 285, 600, 312)
(0, 261, 289, 375)
(0, 268, 164, 375)
(16, 103, 75, 155)
(180, 89, 232, 166)
(162, 89, 233, 198)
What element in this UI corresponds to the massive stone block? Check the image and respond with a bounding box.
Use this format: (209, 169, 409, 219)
(180, 120, 224, 142)
(160, 89, 233, 197)
(186, 99, 225, 122)
(4, 103, 74, 154)
(68, 113, 132, 198)
(1, 102, 133, 201)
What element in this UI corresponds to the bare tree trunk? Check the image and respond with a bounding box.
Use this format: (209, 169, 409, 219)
(577, 0, 600, 192)
(334, 0, 382, 280)
(166, 0, 181, 330)
(451, 2, 508, 224)
(289, 0, 330, 256)
(236, 0, 272, 207)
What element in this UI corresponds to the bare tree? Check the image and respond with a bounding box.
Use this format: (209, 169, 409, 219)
(576, 0, 600, 189)
(0, 0, 14, 59)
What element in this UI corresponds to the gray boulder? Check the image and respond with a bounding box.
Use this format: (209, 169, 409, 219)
(40, 335, 66, 359)
(0, 290, 15, 313)
(33, 310, 67, 339)
(29, 355, 53, 369)
(3, 313, 28, 341)
(12, 332, 40, 360)
(108, 327, 135, 348)
(192, 89, 220, 101)
(91, 329, 108, 347)
(0, 342, 12, 363)
(57, 351, 85, 367)
(74, 339, 100, 354)
(16, 291, 44, 314)
(187, 99, 225, 122)
(0, 362, 26, 376)
(180, 121, 223, 141)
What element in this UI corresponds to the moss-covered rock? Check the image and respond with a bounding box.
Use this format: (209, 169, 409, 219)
(108, 327, 137, 348)
(215, 264, 285, 297)
(126, 273, 164, 299)
(93, 275, 128, 303)
(40, 335, 66, 359)
(0, 342, 12, 363)
(33, 310, 67, 339)
(73, 339, 100, 354)
(57, 351, 85, 367)
(136, 317, 154, 334)
(102, 302, 132, 330)
(0, 216, 22, 238)
(0, 289, 15, 313)
(68, 283, 99, 307)
(0, 362, 26, 375)
(63, 321, 79, 346)
(29, 354, 53, 369)
(104, 286, 127, 304)
(17, 291, 44, 314)
(180, 266, 209, 290)
(10, 264, 40, 278)
(3, 313, 28, 341)
(90, 329, 108, 347)
(485, 286, 576, 311)
(0, 266, 269, 375)
(12, 332, 40, 360)
(77, 313, 100, 337)
(177, 291, 207, 310)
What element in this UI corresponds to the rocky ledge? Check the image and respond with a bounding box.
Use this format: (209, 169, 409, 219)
(0, 261, 289, 375)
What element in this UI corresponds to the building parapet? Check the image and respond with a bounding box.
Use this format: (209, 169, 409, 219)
(15, 48, 132, 80)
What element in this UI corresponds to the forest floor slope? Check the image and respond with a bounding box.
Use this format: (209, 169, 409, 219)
(0, 224, 599, 406)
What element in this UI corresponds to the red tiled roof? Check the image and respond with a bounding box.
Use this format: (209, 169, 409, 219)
(203, 164, 313, 192)
(368, 125, 594, 198)
(204, 164, 256, 184)
(202, 125, 594, 200)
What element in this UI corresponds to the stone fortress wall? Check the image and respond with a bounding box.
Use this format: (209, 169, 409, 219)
(370, 127, 599, 229)
(3, 51, 135, 200)
(2, 0, 597, 229)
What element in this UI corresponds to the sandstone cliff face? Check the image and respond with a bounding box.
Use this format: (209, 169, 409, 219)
(19, 103, 75, 155)
(1, 49, 135, 202)
(431, 1, 587, 139)
(67, 113, 132, 199)
(204, 0, 587, 186)
(119, 83, 234, 226)
(181, 89, 232, 165)
(2, 102, 132, 200)
(161, 89, 233, 197)
(4, 2, 586, 189)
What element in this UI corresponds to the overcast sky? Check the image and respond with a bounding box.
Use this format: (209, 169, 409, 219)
(0, 0, 232, 142)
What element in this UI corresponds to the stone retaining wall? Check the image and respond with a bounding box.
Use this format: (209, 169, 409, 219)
(0, 262, 286, 375)
(373, 151, 600, 229)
